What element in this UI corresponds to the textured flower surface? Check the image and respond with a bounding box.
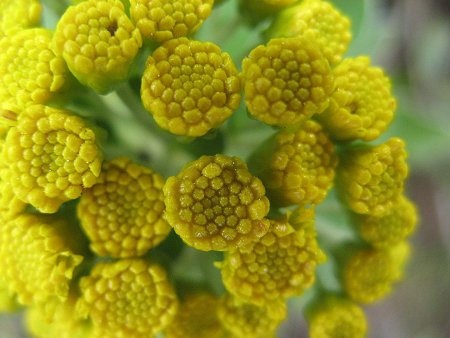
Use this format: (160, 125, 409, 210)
(0, 0, 41, 38)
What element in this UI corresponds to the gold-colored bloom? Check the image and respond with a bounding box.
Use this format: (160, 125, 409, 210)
(268, 0, 351, 65)
(0, 0, 41, 38)
(130, 0, 214, 42)
(77, 259, 178, 338)
(141, 38, 241, 136)
(241, 36, 333, 127)
(307, 295, 367, 338)
(77, 157, 171, 258)
(0, 214, 84, 305)
(164, 154, 270, 251)
(53, 0, 142, 93)
(317, 56, 396, 141)
(0, 276, 20, 312)
(0, 28, 66, 112)
(249, 120, 337, 207)
(2, 105, 102, 213)
(337, 137, 408, 216)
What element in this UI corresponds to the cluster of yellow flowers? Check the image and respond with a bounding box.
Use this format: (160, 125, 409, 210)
(0, 0, 418, 337)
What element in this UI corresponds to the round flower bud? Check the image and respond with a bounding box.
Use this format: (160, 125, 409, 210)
(317, 56, 396, 141)
(141, 38, 241, 136)
(0, 214, 84, 305)
(53, 0, 142, 93)
(307, 296, 367, 338)
(77, 259, 178, 338)
(0, 28, 67, 112)
(164, 154, 270, 251)
(77, 157, 171, 258)
(249, 120, 337, 207)
(217, 294, 287, 338)
(0, 154, 26, 219)
(219, 218, 325, 305)
(337, 137, 408, 216)
(0, 0, 41, 38)
(239, 0, 297, 23)
(356, 195, 418, 248)
(130, 0, 214, 43)
(268, 0, 351, 65)
(2, 105, 102, 213)
(165, 293, 226, 338)
(242, 36, 333, 127)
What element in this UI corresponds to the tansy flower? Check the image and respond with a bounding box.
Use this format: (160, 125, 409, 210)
(0, 0, 41, 38)
(239, 0, 297, 23)
(77, 258, 178, 338)
(130, 0, 214, 43)
(52, 0, 142, 93)
(241, 36, 333, 127)
(316, 56, 396, 141)
(249, 120, 337, 207)
(77, 157, 171, 258)
(0, 277, 20, 313)
(268, 0, 351, 65)
(164, 154, 270, 251)
(2, 104, 102, 213)
(337, 137, 408, 216)
(141, 38, 241, 136)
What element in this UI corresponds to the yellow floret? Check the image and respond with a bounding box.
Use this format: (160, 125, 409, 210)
(0, 29, 67, 112)
(338, 137, 408, 216)
(0, 276, 20, 312)
(77, 259, 178, 338)
(217, 294, 287, 338)
(356, 195, 418, 248)
(53, 0, 142, 93)
(219, 217, 324, 305)
(77, 157, 171, 258)
(268, 0, 351, 65)
(307, 295, 367, 338)
(317, 56, 396, 141)
(141, 38, 241, 136)
(0, 0, 41, 38)
(165, 293, 227, 338)
(249, 120, 337, 207)
(2, 104, 102, 213)
(130, 0, 214, 42)
(164, 154, 271, 251)
(0, 214, 84, 305)
(241, 36, 333, 127)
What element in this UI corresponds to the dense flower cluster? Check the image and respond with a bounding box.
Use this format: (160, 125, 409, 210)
(0, 0, 418, 337)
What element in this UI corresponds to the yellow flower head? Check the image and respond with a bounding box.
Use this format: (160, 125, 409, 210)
(164, 154, 270, 251)
(250, 120, 337, 207)
(317, 56, 396, 141)
(165, 293, 226, 338)
(2, 105, 102, 213)
(0, 276, 20, 312)
(0, 214, 84, 305)
(338, 137, 408, 216)
(0, 28, 67, 112)
(239, 0, 297, 22)
(141, 38, 241, 136)
(53, 0, 142, 93)
(77, 259, 178, 338)
(77, 157, 171, 258)
(219, 218, 324, 305)
(268, 0, 351, 65)
(130, 0, 214, 42)
(343, 241, 411, 304)
(241, 36, 333, 127)
(356, 195, 418, 248)
(217, 294, 287, 338)
(307, 295, 368, 338)
(0, 0, 41, 38)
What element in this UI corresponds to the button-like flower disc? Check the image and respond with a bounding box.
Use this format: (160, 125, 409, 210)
(53, 0, 142, 93)
(317, 56, 396, 141)
(130, 0, 214, 42)
(0, 28, 66, 112)
(77, 259, 178, 338)
(2, 105, 102, 213)
(141, 38, 241, 136)
(164, 154, 270, 251)
(242, 37, 333, 127)
(77, 157, 171, 258)
(0, 0, 41, 38)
